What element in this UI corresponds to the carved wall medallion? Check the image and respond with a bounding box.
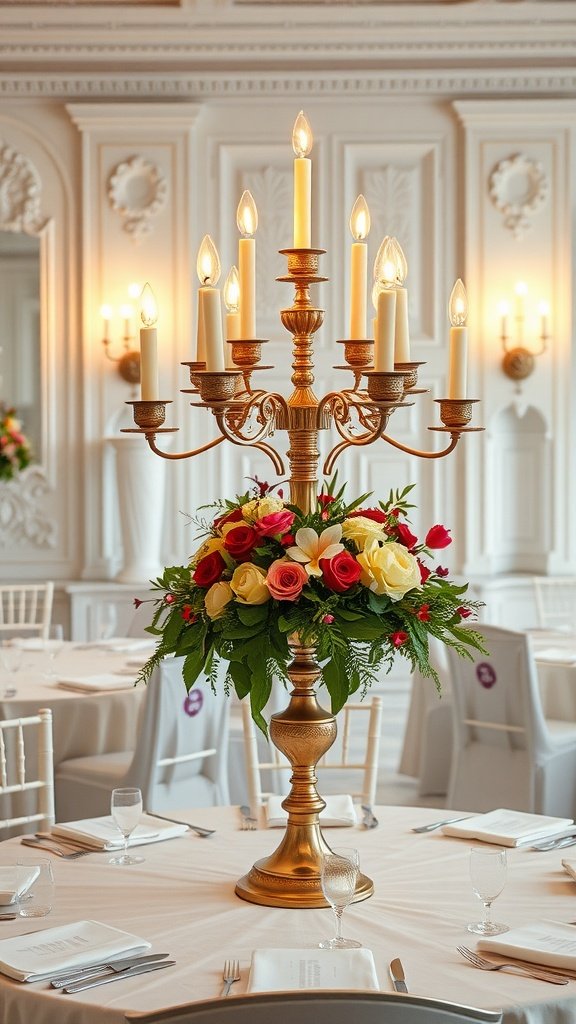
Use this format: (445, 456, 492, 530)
(488, 153, 549, 239)
(0, 467, 57, 548)
(107, 155, 168, 242)
(0, 140, 42, 233)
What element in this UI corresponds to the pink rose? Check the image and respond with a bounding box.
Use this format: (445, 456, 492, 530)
(266, 559, 308, 602)
(255, 510, 296, 538)
(425, 524, 452, 549)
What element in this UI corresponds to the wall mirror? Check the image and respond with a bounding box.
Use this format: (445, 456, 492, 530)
(0, 230, 41, 460)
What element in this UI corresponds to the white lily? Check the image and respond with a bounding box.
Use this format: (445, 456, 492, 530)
(286, 524, 344, 577)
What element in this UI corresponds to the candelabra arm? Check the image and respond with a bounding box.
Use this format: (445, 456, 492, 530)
(145, 433, 226, 461)
(214, 411, 286, 476)
(378, 431, 461, 460)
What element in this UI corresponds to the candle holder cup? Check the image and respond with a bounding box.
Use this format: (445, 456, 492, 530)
(436, 398, 479, 428)
(364, 370, 405, 403)
(196, 370, 243, 404)
(126, 399, 172, 431)
(181, 361, 207, 389)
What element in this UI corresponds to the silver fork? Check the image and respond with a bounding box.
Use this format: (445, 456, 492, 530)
(21, 838, 92, 860)
(456, 946, 568, 985)
(239, 805, 257, 831)
(411, 815, 472, 833)
(221, 959, 240, 996)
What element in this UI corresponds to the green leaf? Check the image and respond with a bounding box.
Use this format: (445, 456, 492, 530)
(182, 647, 207, 690)
(236, 603, 269, 627)
(322, 655, 349, 715)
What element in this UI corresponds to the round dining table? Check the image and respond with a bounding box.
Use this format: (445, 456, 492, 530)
(0, 804, 574, 1024)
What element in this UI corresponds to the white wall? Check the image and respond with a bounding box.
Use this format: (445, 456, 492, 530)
(0, 1, 574, 632)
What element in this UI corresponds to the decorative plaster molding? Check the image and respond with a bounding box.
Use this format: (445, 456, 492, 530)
(107, 155, 168, 242)
(0, 140, 43, 233)
(1, 70, 576, 100)
(0, 467, 57, 549)
(488, 153, 549, 239)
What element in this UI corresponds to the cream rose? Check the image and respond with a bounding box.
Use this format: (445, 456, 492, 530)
(189, 536, 225, 566)
(204, 581, 234, 619)
(230, 563, 270, 605)
(241, 496, 284, 523)
(357, 539, 421, 600)
(342, 515, 387, 551)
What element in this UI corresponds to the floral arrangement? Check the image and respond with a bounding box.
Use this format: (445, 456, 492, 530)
(0, 405, 32, 482)
(137, 476, 484, 731)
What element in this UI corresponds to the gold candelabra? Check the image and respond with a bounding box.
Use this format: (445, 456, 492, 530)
(124, 246, 481, 909)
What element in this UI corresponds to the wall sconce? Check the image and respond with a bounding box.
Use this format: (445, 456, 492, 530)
(499, 281, 550, 381)
(100, 282, 141, 385)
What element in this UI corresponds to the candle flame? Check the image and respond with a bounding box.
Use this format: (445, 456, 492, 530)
(449, 278, 468, 327)
(139, 283, 158, 328)
(538, 300, 550, 316)
(392, 238, 408, 285)
(373, 237, 396, 287)
(498, 300, 510, 316)
(100, 303, 113, 320)
(515, 280, 528, 297)
(197, 234, 221, 287)
(236, 190, 258, 238)
(349, 195, 370, 241)
(224, 266, 240, 313)
(292, 110, 313, 158)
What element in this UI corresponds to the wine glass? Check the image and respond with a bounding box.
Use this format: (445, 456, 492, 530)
(110, 787, 144, 865)
(468, 847, 509, 935)
(45, 624, 65, 679)
(319, 846, 362, 949)
(0, 640, 22, 697)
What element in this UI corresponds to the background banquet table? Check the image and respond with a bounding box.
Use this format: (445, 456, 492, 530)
(0, 641, 146, 828)
(0, 804, 574, 1024)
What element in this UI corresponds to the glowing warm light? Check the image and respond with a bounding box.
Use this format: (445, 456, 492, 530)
(392, 238, 408, 286)
(224, 266, 240, 313)
(374, 237, 396, 287)
(515, 281, 528, 297)
(197, 234, 221, 287)
(140, 283, 158, 328)
(538, 300, 550, 317)
(127, 282, 141, 300)
(449, 279, 468, 327)
(119, 303, 133, 320)
(292, 110, 313, 158)
(498, 300, 510, 317)
(100, 303, 113, 321)
(236, 191, 258, 238)
(349, 195, 370, 241)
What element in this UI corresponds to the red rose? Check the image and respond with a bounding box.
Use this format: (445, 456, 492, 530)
(192, 551, 225, 588)
(280, 533, 295, 547)
(255, 510, 296, 538)
(348, 508, 388, 523)
(182, 605, 197, 623)
(319, 551, 362, 593)
(213, 507, 244, 531)
(426, 524, 452, 549)
(436, 565, 449, 577)
(417, 559, 431, 584)
(392, 631, 408, 647)
(457, 606, 472, 619)
(223, 524, 258, 560)
(266, 559, 308, 602)
(395, 522, 418, 550)
(416, 603, 430, 622)
(318, 493, 336, 507)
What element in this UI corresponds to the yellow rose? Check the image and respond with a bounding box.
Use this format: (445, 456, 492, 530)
(230, 563, 270, 605)
(241, 500, 258, 523)
(342, 515, 387, 551)
(204, 581, 234, 619)
(357, 539, 421, 601)
(189, 536, 225, 566)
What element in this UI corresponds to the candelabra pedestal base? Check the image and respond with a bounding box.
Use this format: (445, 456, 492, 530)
(235, 640, 374, 909)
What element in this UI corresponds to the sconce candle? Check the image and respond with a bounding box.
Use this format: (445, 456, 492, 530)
(120, 303, 134, 341)
(392, 238, 410, 363)
(349, 195, 370, 339)
(374, 285, 396, 372)
(448, 278, 468, 400)
(237, 191, 258, 339)
(538, 300, 550, 340)
(100, 303, 112, 343)
(498, 300, 510, 341)
(139, 283, 159, 400)
(196, 234, 224, 372)
(292, 111, 313, 249)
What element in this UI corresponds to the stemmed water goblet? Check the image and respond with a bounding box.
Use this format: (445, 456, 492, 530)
(0, 641, 22, 697)
(468, 846, 509, 935)
(110, 787, 145, 865)
(45, 624, 65, 679)
(319, 846, 362, 949)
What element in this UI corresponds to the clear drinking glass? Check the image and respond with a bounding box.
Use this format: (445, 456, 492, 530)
(46, 624, 65, 678)
(0, 641, 22, 697)
(468, 847, 509, 935)
(110, 787, 144, 865)
(16, 859, 55, 917)
(319, 846, 362, 949)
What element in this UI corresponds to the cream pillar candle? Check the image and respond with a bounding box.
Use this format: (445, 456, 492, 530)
(374, 288, 396, 372)
(196, 234, 221, 365)
(236, 191, 258, 339)
(292, 111, 313, 249)
(196, 291, 206, 363)
(139, 283, 159, 400)
(394, 288, 410, 363)
(448, 278, 468, 399)
(202, 287, 225, 372)
(349, 195, 370, 339)
(100, 304, 112, 342)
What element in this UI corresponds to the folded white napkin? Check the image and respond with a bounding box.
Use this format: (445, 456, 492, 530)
(478, 921, 576, 970)
(0, 867, 39, 906)
(266, 794, 357, 828)
(248, 948, 379, 993)
(535, 648, 576, 664)
(56, 674, 136, 692)
(0, 920, 150, 982)
(441, 808, 574, 846)
(52, 813, 187, 850)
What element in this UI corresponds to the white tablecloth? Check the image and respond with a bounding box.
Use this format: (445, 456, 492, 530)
(0, 804, 574, 1024)
(0, 643, 145, 828)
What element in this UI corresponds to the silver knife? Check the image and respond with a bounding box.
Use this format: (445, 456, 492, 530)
(63, 959, 175, 994)
(50, 953, 170, 988)
(145, 811, 215, 837)
(389, 957, 408, 993)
